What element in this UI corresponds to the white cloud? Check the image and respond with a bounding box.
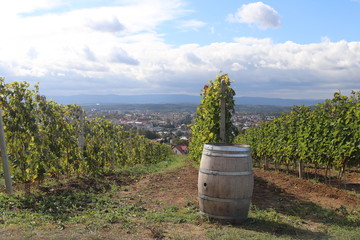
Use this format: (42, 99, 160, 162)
(227, 2, 280, 29)
(86, 17, 125, 33)
(82, 46, 97, 62)
(231, 63, 246, 71)
(233, 37, 273, 45)
(7, 36, 360, 98)
(0, 0, 64, 16)
(110, 47, 140, 65)
(0, 1, 359, 99)
(178, 19, 206, 31)
(115, 38, 360, 98)
(185, 52, 203, 64)
(0, 0, 185, 78)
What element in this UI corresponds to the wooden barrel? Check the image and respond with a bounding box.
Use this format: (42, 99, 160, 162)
(198, 143, 253, 223)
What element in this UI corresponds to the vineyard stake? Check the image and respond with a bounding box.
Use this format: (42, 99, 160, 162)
(0, 108, 13, 195)
(79, 109, 85, 151)
(220, 79, 226, 142)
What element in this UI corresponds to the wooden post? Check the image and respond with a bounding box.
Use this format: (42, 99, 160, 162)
(0, 108, 13, 195)
(263, 157, 269, 170)
(78, 109, 85, 151)
(220, 79, 226, 143)
(298, 160, 304, 179)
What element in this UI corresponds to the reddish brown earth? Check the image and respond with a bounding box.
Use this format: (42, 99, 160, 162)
(1, 163, 359, 240)
(120, 165, 199, 210)
(253, 169, 359, 211)
(121, 164, 360, 213)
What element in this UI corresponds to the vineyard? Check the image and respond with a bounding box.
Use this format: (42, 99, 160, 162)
(0, 78, 171, 191)
(236, 90, 360, 180)
(0, 78, 359, 239)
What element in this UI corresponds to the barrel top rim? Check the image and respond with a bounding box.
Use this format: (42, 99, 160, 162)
(204, 143, 250, 148)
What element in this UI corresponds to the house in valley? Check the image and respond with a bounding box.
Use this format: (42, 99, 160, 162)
(171, 145, 188, 155)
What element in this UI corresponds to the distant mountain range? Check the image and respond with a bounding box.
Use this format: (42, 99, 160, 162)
(49, 94, 323, 106)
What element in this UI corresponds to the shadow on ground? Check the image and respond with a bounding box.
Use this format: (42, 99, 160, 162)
(252, 175, 359, 228)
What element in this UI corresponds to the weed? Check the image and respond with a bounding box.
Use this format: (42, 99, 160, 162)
(343, 189, 360, 198)
(0, 155, 358, 240)
(20, 232, 37, 239)
(284, 201, 360, 227)
(155, 200, 165, 205)
(164, 205, 180, 213)
(145, 205, 200, 224)
(308, 178, 320, 185)
(85, 221, 108, 232)
(206, 226, 291, 240)
(146, 224, 166, 239)
(166, 234, 191, 240)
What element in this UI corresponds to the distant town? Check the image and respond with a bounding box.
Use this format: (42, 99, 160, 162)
(81, 104, 289, 147)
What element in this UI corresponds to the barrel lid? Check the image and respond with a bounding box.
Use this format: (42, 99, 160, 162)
(204, 143, 250, 152)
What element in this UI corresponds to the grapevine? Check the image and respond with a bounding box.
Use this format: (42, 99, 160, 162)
(0, 78, 171, 191)
(235, 90, 360, 179)
(189, 73, 238, 162)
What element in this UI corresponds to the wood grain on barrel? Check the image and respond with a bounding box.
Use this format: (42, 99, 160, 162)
(198, 143, 254, 222)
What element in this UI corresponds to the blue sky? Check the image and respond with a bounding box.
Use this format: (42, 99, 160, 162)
(1, 0, 360, 99)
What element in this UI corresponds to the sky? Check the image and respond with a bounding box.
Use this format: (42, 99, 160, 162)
(1, 0, 360, 99)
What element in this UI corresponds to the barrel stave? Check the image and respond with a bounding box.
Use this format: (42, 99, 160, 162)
(198, 143, 254, 222)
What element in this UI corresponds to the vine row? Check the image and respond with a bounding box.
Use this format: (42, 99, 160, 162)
(0, 78, 171, 187)
(236, 91, 360, 179)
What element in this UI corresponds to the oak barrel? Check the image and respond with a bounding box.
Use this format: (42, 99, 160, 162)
(198, 143, 253, 222)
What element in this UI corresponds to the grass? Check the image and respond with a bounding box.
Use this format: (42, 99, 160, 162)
(0, 156, 186, 221)
(144, 203, 201, 224)
(0, 155, 359, 239)
(205, 203, 360, 240)
(0, 155, 197, 239)
(343, 189, 360, 198)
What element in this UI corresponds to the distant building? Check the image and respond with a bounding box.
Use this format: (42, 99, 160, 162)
(171, 145, 188, 155)
(265, 116, 275, 121)
(153, 138, 167, 143)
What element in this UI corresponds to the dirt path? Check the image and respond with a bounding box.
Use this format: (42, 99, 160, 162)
(111, 163, 360, 239)
(253, 169, 359, 211)
(121, 164, 359, 213)
(120, 165, 199, 210)
(1, 162, 359, 240)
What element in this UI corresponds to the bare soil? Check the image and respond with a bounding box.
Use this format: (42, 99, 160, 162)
(116, 163, 360, 239)
(253, 169, 359, 211)
(1, 162, 359, 239)
(120, 164, 199, 210)
(121, 164, 359, 212)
